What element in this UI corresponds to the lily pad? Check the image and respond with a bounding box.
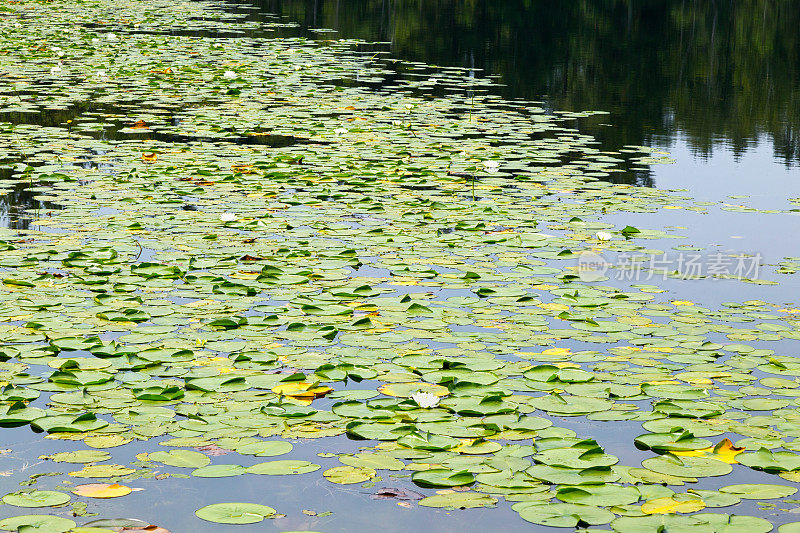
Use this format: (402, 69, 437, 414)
(641, 454, 732, 478)
(418, 492, 497, 509)
(195, 502, 276, 524)
(514, 502, 614, 527)
(246, 460, 321, 475)
(2, 490, 71, 507)
(71, 483, 133, 498)
(0, 515, 76, 532)
(719, 483, 798, 499)
(323, 465, 376, 484)
(191, 464, 247, 478)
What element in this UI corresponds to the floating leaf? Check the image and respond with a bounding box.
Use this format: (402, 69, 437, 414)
(234, 440, 293, 457)
(323, 466, 375, 484)
(339, 453, 405, 471)
(44, 450, 111, 464)
(419, 492, 497, 509)
(556, 485, 640, 506)
(2, 490, 70, 508)
(641, 454, 732, 478)
(514, 502, 614, 527)
(378, 382, 449, 398)
(719, 483, 798, 499)
(412, 469, 474, 488)
(191, 464, 247, 478)
(671, 438, 745, 464)
(739, 448, 800, 472)
(272, 382, 332, 400)
(72, 483, 132, 498)
(195, 503, 275, 524)
(0, 515, 76, 532)
(148, 450, 211, 468)
(68, 464, 136, 478)
(397, 432, 460, 451)
(641, 494, 706, 514)
(246, 460, 320, 475)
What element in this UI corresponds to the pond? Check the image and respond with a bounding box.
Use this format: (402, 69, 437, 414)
(1, 1, 800, 532)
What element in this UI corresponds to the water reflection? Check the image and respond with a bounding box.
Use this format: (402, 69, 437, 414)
(0, 181, 54, 231)
(255, 0, 800, 168)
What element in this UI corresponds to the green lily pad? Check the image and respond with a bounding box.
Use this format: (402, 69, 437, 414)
(641, 454, 732, 478)
(195, 502, 276, 524)
(191, 464, 247, 478)
(246, 460, 321, 475)
(235, 440, 293, 457)
(412, 469, 475, 488)
(556, 485, 640, 506)
(45, 450, 111, 464)
(2, 490, 71, 508)
(719, 483, 798, 499)
(339, 453, 405, 471)
(0, 514, 75, 531)
(397, 432, 460, 451)
(148, 450, 211, 468)
(513, 501, 614, 527)
(739, 448, 800, 472)
(323, 465, 376, 484)
(419, 492, 497, 509)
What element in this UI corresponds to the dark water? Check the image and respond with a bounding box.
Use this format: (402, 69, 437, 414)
(4, 0, 798, 225)
(1, 4, 799, 531)
(256, 0, 800, 171)
(243, 0, 800, 288)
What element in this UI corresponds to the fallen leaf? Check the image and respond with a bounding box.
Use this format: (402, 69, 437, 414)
(371, 487, 425, 501)
(673, 438, 745, 464)
(194, 444, 231, 457)
(72, 483, 133, 498)
(642, 496, 706, 514)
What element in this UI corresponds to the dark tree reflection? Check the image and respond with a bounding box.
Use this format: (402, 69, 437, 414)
(254, 0, 800, 166)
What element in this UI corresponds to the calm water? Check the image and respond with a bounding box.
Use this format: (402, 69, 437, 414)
(256, 0, 800, 174)
(4, 0, 799, 222)
(246, 0, 800, 296)
(2, 3, 800, 531)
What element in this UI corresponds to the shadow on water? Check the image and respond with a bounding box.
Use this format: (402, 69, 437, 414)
(1, 96, 320, 148)
(93, 127, 315, 147)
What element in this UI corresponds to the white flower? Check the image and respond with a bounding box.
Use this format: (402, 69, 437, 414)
(483, 160, 501, 173)
(223, 70, 236, 79)
(220, 213, 237, 222)
(50, 64, 62, 75)
(411, 391, 440, 408)
(107, 32, 117, 41)
(404, 104, 414, 110)
(96, 70, 107, 78)
(595, 231, 613, 241)
(91, 38, 99, 44)
(334, 128, 348, 135)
